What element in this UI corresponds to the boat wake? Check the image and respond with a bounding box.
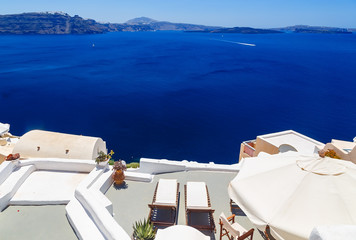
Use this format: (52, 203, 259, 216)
(213, 39, 256, 47)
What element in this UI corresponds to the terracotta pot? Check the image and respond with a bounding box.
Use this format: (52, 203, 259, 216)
(113, 169, 125, 185)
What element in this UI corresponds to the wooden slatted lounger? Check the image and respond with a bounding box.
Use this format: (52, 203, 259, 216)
(185, 181, 216, 232)
(148, 179, 179, 226)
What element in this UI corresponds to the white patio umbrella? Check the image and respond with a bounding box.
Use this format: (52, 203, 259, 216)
(155, 225, 210, 240)
(228, 152, 356, 240)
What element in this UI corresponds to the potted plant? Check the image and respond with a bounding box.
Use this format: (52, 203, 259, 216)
(95, 150, 114, 167)
(112, 159, 127, 185)
(132, 218, 156, 240)
(319, 149, 341, 159)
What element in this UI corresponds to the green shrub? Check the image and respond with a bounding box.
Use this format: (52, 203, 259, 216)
(132, 218, 156, 240)
(126, 162, 140, 168)
(95, 150, 114, 164)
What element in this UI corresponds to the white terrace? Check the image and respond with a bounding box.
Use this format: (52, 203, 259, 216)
(0, 157, 254, 240)
(4, 127, 355, 240)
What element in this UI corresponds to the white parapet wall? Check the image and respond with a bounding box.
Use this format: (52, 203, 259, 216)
(125, 170, 154, 182)
(0, 163, 36, 211)
(136, 158, 240, 175)
(66, 198, 106, 240)
(73, 165, 131, 240)
(0, 161, 15, 185)
(19, 158, 95, 172)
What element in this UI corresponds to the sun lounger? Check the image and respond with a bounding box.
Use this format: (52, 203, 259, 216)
(148, 178, 179, 226)
(184, 181, 216, 232)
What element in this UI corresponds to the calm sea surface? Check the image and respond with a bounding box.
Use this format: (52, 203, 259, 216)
(0, 32, 355, 164)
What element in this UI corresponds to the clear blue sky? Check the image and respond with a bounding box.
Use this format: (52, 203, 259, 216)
(1, 0, 355, 28)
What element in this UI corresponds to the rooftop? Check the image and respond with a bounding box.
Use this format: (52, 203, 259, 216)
(258, 130, 324, 155)
(330, 139, 356, 154)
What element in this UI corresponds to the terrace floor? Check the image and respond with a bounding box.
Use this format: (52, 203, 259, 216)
(106, 170, 264, 240)
(0, 170, 263, 239)
(0, 205, 77, 240)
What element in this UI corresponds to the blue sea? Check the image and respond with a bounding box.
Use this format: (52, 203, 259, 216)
(0, 32, 355, 164)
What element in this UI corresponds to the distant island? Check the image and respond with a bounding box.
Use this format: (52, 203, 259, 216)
(0, 12, 354, 35)
(273, 25, 352, 34)
(189, 27, 282, 34)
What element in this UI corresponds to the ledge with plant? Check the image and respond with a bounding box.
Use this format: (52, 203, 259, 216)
(95, 150, 114, 167)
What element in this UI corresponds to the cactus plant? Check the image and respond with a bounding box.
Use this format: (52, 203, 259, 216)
(132, 218, 156, 240)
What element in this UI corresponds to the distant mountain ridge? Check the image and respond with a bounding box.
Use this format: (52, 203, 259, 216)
(0, 13, 354, 35)
(125, 17, 157, 25)
(191, 27, 282, 34)
(0, 13, 219, 34)
(123, 16, 220, 31)
(0, 12, 107, 34)
(274, 25, 352, 34)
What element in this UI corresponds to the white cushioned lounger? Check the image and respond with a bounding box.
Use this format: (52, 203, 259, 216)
(148, 178, 179, 226)
(184, 181, 216, 232)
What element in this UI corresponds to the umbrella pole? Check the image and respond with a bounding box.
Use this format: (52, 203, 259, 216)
(264, 226, 271, 240)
